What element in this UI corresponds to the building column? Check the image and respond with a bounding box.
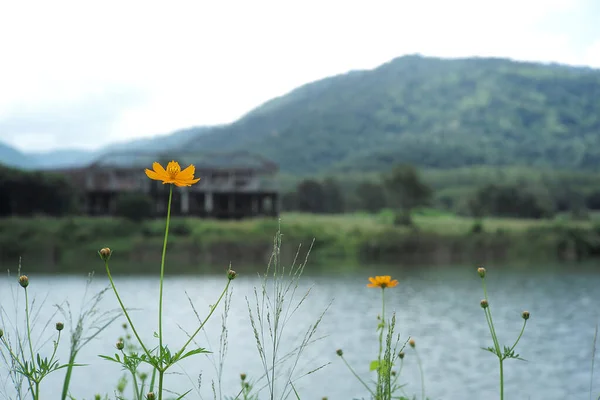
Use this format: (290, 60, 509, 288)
(82, 194, 90, 215)
(108, 194, 117, 215)
(204, 192, 213, 214)
(181, 188, 189, 215)
(228, 194, 235, 217)
(257, 195, 263, 215)
(251, 195, 259, 216)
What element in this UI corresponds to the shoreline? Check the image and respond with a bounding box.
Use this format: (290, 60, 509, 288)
(1, 213, 598, 273)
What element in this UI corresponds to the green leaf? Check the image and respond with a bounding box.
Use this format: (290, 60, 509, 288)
(369, 360, 379, 371)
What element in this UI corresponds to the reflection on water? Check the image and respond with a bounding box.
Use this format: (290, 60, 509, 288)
(0, 263, 599, 399)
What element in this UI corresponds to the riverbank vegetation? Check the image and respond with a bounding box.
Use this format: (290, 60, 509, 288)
(2, 210, 600, 273)
(3, 160, 600, 271)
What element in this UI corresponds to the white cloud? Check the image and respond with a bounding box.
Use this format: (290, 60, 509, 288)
(584, 40, 600, 67)
(0, 0, 596, 151)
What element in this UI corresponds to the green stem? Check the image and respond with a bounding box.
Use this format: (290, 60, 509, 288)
(499, 359, 504, 400)
(24, 288, 36, 369)
(507, 320, 527, 357)
(174, 280, 231, 362)
(482, 280, 502, 355)
(158, 371, 164, 400)
(391, 358, 403, 387)
(60, 350, 78, 400)
(34, 381, 40, 400)
(377, 288, 386, 399)
(149, 368, 157, 393)
(378, 288, 385, 364)
(48, 331, 61, 365)
(414, 349, 426, 400)
(158, 185, 173, 373)
(104, 261, 152, 360)
(482, 277, 504, 400)
(131, 369, 140, 400)
(340, 355, 375, 397)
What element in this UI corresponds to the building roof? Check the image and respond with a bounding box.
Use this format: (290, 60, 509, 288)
(87, 150, 278, 172)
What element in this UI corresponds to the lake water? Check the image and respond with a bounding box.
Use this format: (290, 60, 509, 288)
(0, 263, 599, 400)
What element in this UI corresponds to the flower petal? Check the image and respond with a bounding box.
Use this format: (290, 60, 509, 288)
(145, 168, 163, 181)
(152, 162, 167, 176)
(174, 177, 201, 187)
(178, 164, 196, 179)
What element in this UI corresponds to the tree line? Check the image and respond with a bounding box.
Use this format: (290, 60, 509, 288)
(282, 164, 600, 223)
(3, 162, 600, 222)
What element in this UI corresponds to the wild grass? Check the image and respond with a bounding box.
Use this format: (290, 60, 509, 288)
(244, 230, 330, 400)
(0, 262, 118, 400)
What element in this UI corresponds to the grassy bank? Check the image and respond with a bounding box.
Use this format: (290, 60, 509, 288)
(1, 211, 599, 273)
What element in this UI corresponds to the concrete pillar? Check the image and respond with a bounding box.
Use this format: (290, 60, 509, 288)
(257, 195, 263, 215)
(262, 196, 272, 214)
(94, 194, 102, 215)
(181, 188, 189, 215)
(82, 195, 90, 215)
(228, 194, 235, 215)
(108, 195, 117, 214)
(204, 192, 213, 213)
(85, 172, 94, 190)
(251, 195, 258, 215)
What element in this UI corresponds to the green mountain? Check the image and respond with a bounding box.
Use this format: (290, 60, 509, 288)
(179, 55, 600, 174)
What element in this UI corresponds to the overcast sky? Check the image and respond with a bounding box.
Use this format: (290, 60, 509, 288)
(0, 0, 599, 152)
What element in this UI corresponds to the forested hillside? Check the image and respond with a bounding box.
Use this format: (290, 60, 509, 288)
(181, 55, 600, 174)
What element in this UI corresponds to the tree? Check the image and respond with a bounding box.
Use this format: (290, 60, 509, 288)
(281, 191, 298, 211)
(383, 164, 432, 225)
(115, 193, 154, 222)
(355, 182, 387, 213)
(296, 179, 326, 213)
(585, 190, 600, 210)
(321, 177, 345, 213)
(470, 184, 554, 219)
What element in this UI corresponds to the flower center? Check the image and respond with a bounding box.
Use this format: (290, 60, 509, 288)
(166, 162, 180, 178)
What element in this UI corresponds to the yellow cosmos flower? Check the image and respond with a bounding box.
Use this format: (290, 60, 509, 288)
(145, 160, 201, 187)
(367, 275, 398, 289)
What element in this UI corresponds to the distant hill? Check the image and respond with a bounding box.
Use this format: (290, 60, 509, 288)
(0, 126, 211, 169)
(178, 55, 600, 174)
(0, 142, 34, 169)
(102, 126, 212, 153)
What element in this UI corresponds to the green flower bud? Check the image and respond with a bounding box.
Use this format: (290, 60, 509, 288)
(19, 275, 29, 288)
(227, 269, 237, 280)
(98, 247, 112, 261)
